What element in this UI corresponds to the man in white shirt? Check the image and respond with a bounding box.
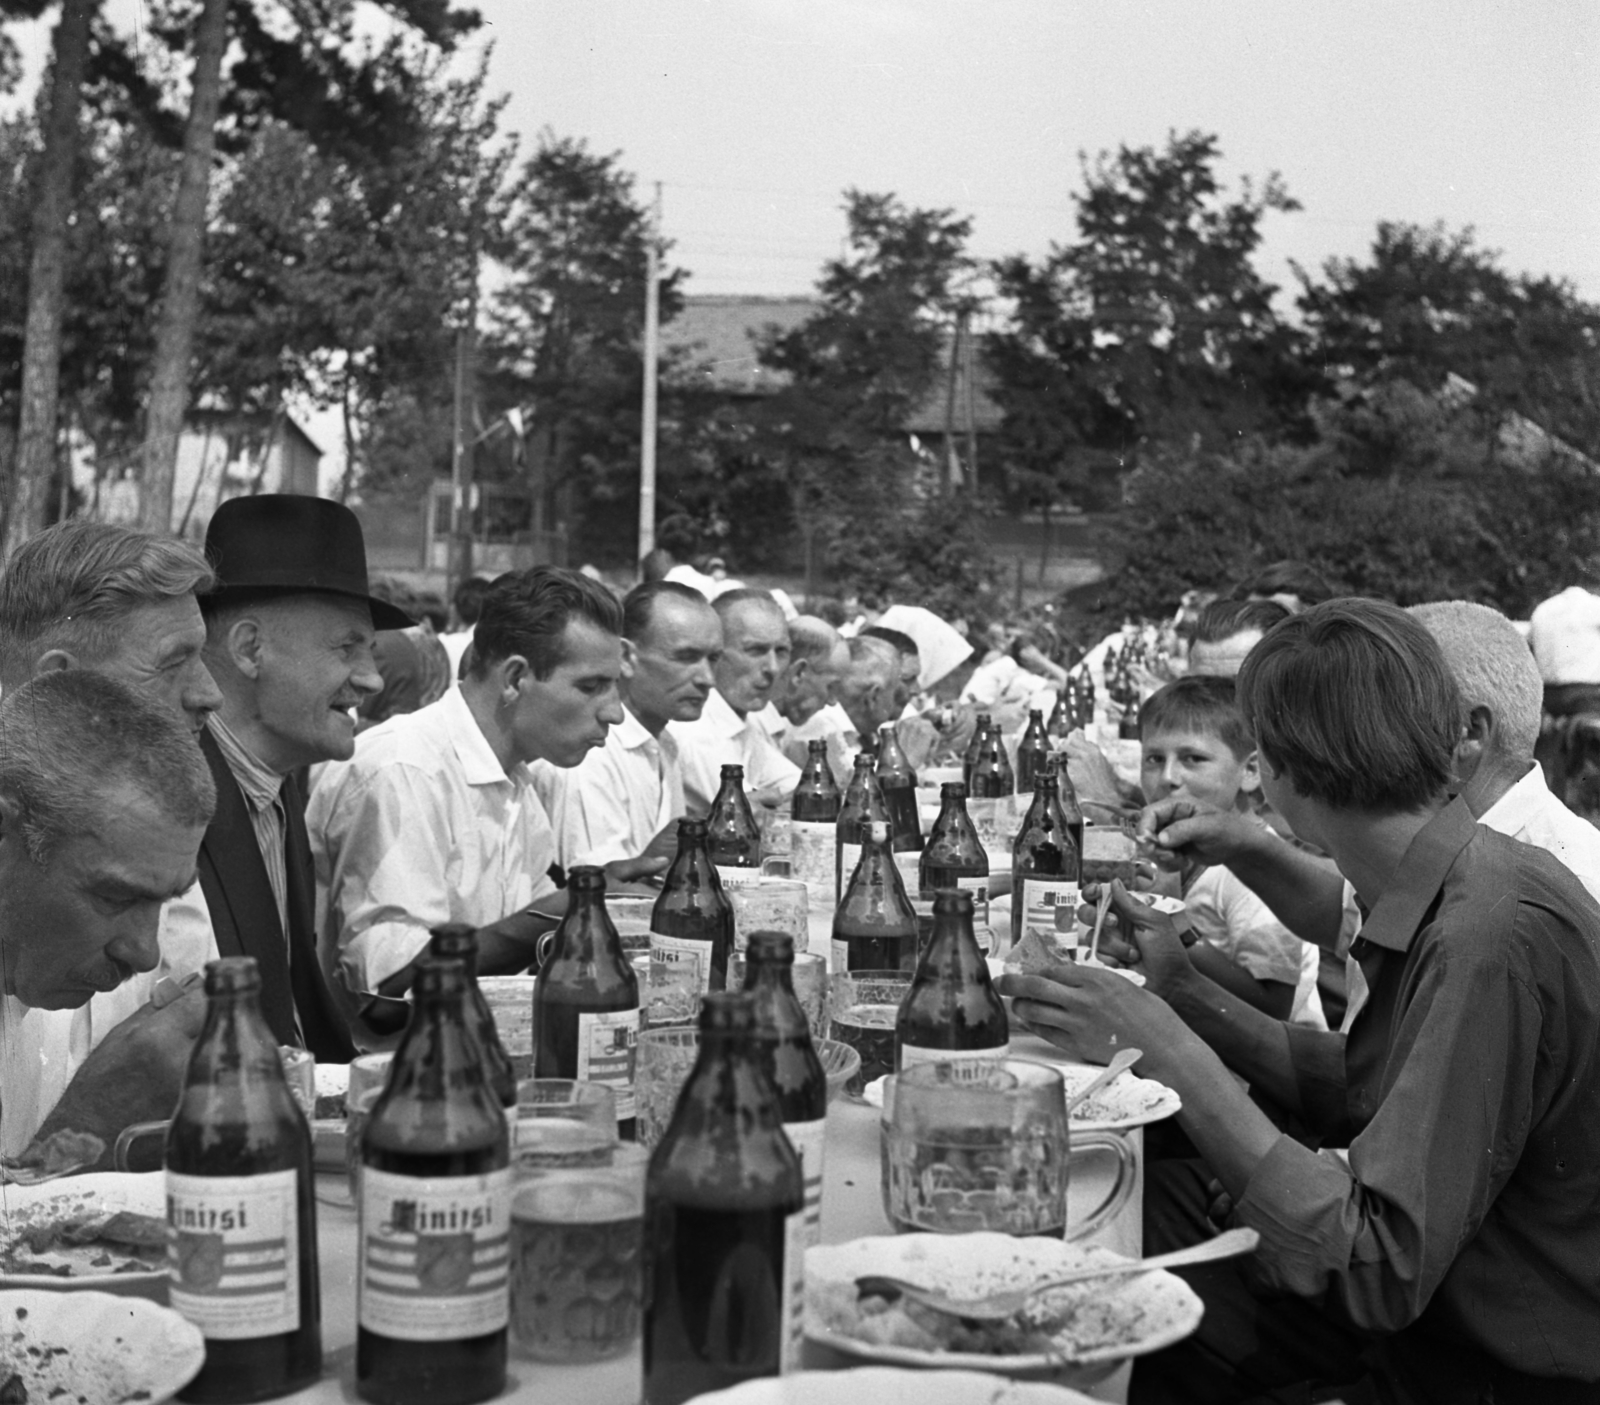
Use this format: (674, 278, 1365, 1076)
(0, 671, 214, 1160)
(671, 588, 801, 813)
(309, 567, 629, 1019)
(763, 615, 849, 768)
(0, 522, 223, 1159)
(538, 581, 720, 868)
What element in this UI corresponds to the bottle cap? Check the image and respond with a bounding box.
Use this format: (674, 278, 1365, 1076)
(412, 952, 467, 995)
(720, 763, 745, 781)
(204, 955, 261, 994)
(745, 930, 795, 964)
(428, 924, 478, 960)
(940, 781, 968, 799)
(678, 817, 708, 838)
(566, 865, 607, 892)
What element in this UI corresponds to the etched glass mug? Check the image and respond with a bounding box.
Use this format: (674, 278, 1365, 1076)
(881, 1058, 1134, 1239)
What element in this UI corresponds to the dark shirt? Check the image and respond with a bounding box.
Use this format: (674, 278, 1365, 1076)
(1234, 797, 1600, 1380)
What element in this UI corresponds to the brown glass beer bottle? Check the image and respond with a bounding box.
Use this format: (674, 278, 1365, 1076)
(896, 889, 1010, 1074)
(427, 925, 517, 1108)
(650, 817, 737, 996)
(832, 816, 918, 974)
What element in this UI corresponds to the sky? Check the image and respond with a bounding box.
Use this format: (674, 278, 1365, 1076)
(6, 0, 1598, 303)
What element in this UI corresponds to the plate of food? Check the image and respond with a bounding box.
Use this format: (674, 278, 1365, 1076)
(806, 1233, 1202, 1372)
(861, 1063, 1179, 1133)
(0, 1172, 168, 1297)
(0, 1289, 203, 1402)
(685, 1364, 1100, 1404)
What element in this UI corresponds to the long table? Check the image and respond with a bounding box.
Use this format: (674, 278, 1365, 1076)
(282, 1027, 1143, 1404)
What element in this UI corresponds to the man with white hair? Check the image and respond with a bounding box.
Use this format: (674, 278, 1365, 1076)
(671, 588, 801, 813)
(765, 615, 850, 770)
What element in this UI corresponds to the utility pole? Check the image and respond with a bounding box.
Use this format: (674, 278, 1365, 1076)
(637, 182, 662, 568)
(448, 324, 475, 597)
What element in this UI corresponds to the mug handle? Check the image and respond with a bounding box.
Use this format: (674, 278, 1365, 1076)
(760, 856, 793, 879)
(1064, 1131, 1137, 1244)
(113, 1120, 172, 1172)
(535, 928, 557, 971)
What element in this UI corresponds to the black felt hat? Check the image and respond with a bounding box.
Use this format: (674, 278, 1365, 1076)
(202, 495, 415, 630)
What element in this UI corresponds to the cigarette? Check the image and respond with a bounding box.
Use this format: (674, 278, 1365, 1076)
(150, 972, 203, 1009)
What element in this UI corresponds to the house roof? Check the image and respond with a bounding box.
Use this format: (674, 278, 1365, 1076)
(665, 294, 1005, 433)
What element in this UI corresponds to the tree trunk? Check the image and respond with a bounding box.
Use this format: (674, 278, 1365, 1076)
(138, 0, 229, 532)
(5, 0, 94, 555)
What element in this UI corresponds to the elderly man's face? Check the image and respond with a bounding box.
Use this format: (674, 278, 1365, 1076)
(1187, 629, 1265, 680)
(714, 602, 790, 716)
(0, 784, 203, 1009)
(626, 596, 722, 731)
(64, 596, 223, 734)
(249, 595, 383, 771)
(507, 616, 626, 767)
(836, 655, 899, 739)
(779, 641, 848, 727)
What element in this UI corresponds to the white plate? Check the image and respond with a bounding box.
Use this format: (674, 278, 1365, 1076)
(861, 1065, 1180, 1133)
(688, 1365, 1099, 1404)
(0, 1288, 203, 1402)
(0, 1172, 167, 1297)
(806, 1233, 1202, 1370)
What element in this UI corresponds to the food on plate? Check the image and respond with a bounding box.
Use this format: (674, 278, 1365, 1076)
(0, 1131, 106, 1185)
(810, 1239, 1182, 1361)
(314, 1091, 348, 1120)
(0, 1204, 168, 1278)
(1005, 926, 1075, 974)
(0, 1294, 204, 1404)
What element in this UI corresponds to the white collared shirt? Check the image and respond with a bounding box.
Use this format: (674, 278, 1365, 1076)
(1340, 763, 1600, 1031)
(307, 687, 559, 995)
(535, 705, 684, 868)
(668, 688, 802, 814)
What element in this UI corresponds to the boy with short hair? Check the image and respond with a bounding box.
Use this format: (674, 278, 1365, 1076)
(1139, 676, 1325, 1028)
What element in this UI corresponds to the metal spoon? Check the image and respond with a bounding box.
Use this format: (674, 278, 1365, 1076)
(854, 1227, 1260, 1322)
(1064, 1046, 1142, 1115)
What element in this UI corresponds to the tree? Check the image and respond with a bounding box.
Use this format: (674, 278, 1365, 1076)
(1297, 221, 1600, 458)
(4, 0, 93, 551)
(986, 131, 1309, 532)
(481, 132, 684, 563)
(752, 189, 989, 599)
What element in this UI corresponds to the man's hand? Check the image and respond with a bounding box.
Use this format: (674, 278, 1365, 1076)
(1078, 880, 1197, 1000)
(30, 984, 209, 1164)
(1137, 796, 1262, 868)
(997, 957, 1196, 1079)
(604, 854, 670, 891)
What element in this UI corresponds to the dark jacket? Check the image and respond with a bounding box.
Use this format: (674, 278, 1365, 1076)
(197, 726, 356, 1062)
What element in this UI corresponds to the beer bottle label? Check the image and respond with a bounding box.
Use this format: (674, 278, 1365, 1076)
(830, 938, 850, 975)
(789, 822, 836, 908)
(715, 863, 762, 889)
(836, 842, 862, 900)
(897, 1041, 1010, 1076)
(359, 1168, 512, 1341)
(576, 1007, 641, 1120)
(779, 1205, 808, 1375)
(782, 1118, 827, 1244)
(649, 932, 713, 997)
(1019, 878, 1082, 951)
(167, 1169, 300, 1340)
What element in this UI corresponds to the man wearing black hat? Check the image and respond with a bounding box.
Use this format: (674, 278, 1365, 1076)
(164, 494, 404, 1060)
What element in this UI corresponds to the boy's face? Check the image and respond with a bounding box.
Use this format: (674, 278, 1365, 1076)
(1141, 727, 1258, 812)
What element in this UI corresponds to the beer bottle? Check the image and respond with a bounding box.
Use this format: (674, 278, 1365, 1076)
(651, 818, 736, 997)
(1011, 768, 1083, 956)
(874, 723, 923, 853)
(643, 993, 806, 1405)
(166, 957, 321, 1404)
(1015, 709, 1050, 794)
(789, 739, 841, 909)
(533, 865, 642, 1139)
(428, 925, 516, 1108)
(961, 712, 993, 787)
(1055, 753, 1085, 858)
(741, 932, 827, 1242)
(896, 889, 1010, 1074)
(832, 817, 918, 974)
(968, 720, 1015, 800)
(920, 781, 989, 916)
(834, 751, 882, 904)
(706, 763, 763, 886)
(1045, 689, 1070, 744)
(357, 955, 510, 1405)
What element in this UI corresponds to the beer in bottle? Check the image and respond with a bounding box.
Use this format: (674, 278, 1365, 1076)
(706, 763, 763, 887)
(428, 925, 516, 1108)
(358, 955, 510, 1405)
(533, 865, 643, 1138)
(961, 713, 993, 787)
(874, 723, 923, 853)
(1015, 709, 1050, 794)
(832, 817, 918, 974)
(896, 889, 1009, 1074)
(651, 818, 736, 997)
(166, 957, 321, 1404)
(742, 931, 828, 1241)
(834, 751, 881, 904)
(643, 993, 806, 1405)
(966, 719, 1015, 870)
(1011, 768, 1083, 956)
(789, 739, 840, 907)
(1046, 689, 1070, 744)
(920, 781, 990, 916)
(1056, 753, 1085, 858)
